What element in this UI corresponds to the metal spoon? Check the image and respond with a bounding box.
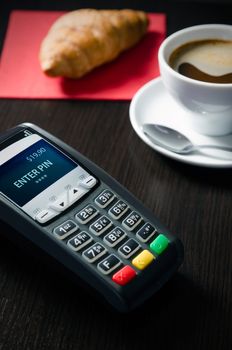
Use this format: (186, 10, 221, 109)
(143, 124, 232, 155)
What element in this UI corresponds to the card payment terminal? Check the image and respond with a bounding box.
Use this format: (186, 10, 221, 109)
(0, 123, 183, 312)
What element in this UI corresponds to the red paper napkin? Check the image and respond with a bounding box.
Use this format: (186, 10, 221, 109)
(0, 10, 166, 100)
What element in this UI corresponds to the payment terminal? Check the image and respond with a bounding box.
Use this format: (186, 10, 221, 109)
(0, 123, 183, 312)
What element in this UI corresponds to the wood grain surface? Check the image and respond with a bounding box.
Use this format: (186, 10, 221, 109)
(0, 2, 232, 349)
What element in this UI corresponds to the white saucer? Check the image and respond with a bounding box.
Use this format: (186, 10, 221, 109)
(129, 77, 232, 168)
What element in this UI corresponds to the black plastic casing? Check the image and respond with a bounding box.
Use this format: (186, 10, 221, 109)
(0, 123, 184, 312)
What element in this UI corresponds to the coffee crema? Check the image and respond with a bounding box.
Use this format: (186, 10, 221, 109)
(169, 39, 232, 84)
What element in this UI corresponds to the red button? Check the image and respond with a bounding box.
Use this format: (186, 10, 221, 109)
(112, 265, 136, 286)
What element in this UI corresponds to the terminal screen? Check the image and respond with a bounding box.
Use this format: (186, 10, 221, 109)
(0, 138, 77, 207)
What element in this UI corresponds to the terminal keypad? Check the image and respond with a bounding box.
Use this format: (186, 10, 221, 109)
(52, 188, 170, 287)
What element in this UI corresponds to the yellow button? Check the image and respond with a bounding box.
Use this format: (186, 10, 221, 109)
(132, 250, 155, 270)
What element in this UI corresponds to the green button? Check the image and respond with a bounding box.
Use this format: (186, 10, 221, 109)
(150, 234, 169, 255)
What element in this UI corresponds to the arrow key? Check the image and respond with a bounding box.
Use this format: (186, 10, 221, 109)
(50, 193, 69, 212)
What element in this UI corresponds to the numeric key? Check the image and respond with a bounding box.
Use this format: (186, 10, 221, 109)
(90, 216, 112, 236)
(83, 243, 107, 263)
(95, 190, 115, 208)
(122, 211, 142, 231)
(53, 220, 78, 240)
(104, 227, 126, 247)
(67, 231, 92, 251)
(75, 205, 98, 224)
(118, 239, 140, 258)
(108, 200, 128, 219)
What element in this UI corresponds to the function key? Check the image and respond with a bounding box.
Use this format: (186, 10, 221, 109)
(118, 238, 140, 259)
(53, 220, 78, 240)
(136, 223, 157, 242)
(97, 254, 121, 275)
(68, 187, 85, 205)
(83, 243, 107, 263)
(108, 200, 128, 220)
(75, 205, 98, 224)
(122, 211, 142, 231)
(112, 265, 136, 286)
(49, 193, 69, 212)
(150, 234, 169, 255)
(95, 189, 115, 208)
(104, 227, 127, 247)
(90, 216, 112, 236)
(35, 209, 56, 224)
(80, 176, 97, 189)
(132, 250, 155, 270)
(67, 231, 92, 251)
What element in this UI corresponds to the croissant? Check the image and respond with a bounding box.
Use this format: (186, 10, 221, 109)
(39, 9, 149, 78)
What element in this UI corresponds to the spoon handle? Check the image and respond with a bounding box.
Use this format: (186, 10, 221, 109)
(195, 144, 232, 153)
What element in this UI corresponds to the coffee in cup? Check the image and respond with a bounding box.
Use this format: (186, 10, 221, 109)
(158, 24, 232, 136)
(169, 39, 232, 84)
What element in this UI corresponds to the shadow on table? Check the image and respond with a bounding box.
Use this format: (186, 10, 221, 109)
(101, 273, 231, 349)
(165, 157, 232, 190)
(0, 229, 231, 349)
(129, 137, 232, 191)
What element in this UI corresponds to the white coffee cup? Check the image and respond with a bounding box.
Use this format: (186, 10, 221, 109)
(158, 24, 232, 136)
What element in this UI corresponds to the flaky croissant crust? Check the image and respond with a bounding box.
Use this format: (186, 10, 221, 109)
(39, 9, 149, 78)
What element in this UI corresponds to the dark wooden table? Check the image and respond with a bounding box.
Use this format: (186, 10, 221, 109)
(0, 1, 232, 349)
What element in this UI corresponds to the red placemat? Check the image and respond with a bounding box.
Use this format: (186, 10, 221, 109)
(0, 10, 166, 100)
